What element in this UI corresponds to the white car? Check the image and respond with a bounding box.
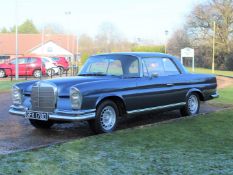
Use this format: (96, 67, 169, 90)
(42, 57, 59, 76)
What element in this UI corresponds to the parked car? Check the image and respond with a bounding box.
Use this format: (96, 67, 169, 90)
(42, 57, 59, 76)
(9, 52, 218, 133)
(0, 57, 46, 78)
(50, 56, 69, 74)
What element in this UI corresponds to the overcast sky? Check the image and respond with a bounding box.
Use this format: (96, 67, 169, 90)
(0, 0, 201, 44)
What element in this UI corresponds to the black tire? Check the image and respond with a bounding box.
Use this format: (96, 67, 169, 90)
(0, 69, 6, 78)
(58, 67, 64, 75)
(88, 100, 119, 134)
(29, 119, 54, 129)
(180, 93, 200, 116)
(47, 69, 55, 76)
(33, 70, 41, 78)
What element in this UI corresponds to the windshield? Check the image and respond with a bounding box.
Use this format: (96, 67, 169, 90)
(79, 55, 140, 77)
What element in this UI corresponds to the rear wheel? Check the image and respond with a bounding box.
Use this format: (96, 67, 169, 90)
(29, 119, 54, 129)
(33, 70, 41, 78)
(180, 93, 200, 116)
(0, 69, 6, 78)
(58, 67, 64, 75)
(47, 69, 55, 77)
(88, 100, 119, 134)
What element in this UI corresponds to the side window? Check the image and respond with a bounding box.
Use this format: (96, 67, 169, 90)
(162, 58, 180, 75)
(52, 57, 59, 61)
(143, 58, 165, 76)
(10, 59, 16, 64)
(28, 58, 37, 63)
(17, 58, 27, 64)
(107, 60, 123, 76)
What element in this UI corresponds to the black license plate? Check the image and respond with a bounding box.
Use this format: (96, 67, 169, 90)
(25, 111, 49, 121)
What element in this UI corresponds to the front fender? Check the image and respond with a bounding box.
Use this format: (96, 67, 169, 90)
(95, 94, 126, 108)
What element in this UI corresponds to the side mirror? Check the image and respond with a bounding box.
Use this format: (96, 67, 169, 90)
(151, 72, 158, 78)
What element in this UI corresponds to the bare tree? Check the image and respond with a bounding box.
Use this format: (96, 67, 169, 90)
(167, 28, 191, 57)
(186, 0, 233, 69)
(95, 22, 131, 53)
(78, 34, 95, 54)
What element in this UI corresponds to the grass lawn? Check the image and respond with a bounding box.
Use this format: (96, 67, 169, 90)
(1, 109, 233, 174)
(212, 85, 233, 105)
(186, 67, 233, 77)
(0, 80, 24, 93)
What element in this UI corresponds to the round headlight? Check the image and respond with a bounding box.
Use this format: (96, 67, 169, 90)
(70, 87, 82, 109)
(12, 85, 22, 105)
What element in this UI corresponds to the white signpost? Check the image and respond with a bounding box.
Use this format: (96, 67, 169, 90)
(181, 47, 195, 72)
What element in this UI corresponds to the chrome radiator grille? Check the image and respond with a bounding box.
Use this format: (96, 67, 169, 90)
(31, 84, 56, 112)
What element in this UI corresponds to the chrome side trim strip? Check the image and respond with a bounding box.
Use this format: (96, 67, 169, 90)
(127, 102, 186, 114)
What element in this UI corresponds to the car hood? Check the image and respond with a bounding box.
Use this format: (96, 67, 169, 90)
(23, 76, 111, 96)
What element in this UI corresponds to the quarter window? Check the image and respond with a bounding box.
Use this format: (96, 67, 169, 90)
(143, 57, 180, 76)
(162, 58, 180, 75)
(143, 58, 165, 76)
(128, 60, 139, 75)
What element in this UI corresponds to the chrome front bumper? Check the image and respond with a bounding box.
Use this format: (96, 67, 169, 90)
(211, 92, 219, 98)
(9, 105, 96, 122)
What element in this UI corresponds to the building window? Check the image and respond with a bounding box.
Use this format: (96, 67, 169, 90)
(47, 47, 53, 52)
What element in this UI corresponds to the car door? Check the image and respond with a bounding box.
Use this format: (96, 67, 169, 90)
(27, 57, 37, 75)
(134, 57, 185, 111)
(8, 59, 16, 75)
(18, 58, 27, 75)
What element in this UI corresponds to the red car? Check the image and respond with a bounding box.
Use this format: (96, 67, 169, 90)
(51, 56, 69, 74)
(0, 57, 46, 78)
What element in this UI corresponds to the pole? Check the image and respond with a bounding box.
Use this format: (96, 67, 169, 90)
(212, 21, 216, 73)
(40, 25, 45, 79)
(192, 56, 194, 72)
(164, 30, 168, 54)
(15, 0, 19, 80)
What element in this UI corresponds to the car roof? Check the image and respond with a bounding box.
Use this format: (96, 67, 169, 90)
(94, 52, 176, 58)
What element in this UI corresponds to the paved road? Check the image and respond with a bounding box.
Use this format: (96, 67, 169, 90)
(0, 92, 224, 155)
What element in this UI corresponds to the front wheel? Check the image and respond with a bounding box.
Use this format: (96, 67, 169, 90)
(88, 100, 119, 134)
(29, 119, 54, 129)
(0, 69, 6, 78)
(180, 93, 200, 116)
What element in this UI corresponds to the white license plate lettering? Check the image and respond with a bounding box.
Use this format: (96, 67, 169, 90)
(25, 111, 49, 121)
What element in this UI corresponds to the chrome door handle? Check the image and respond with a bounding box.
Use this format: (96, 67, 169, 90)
(166, 83, 174, 86)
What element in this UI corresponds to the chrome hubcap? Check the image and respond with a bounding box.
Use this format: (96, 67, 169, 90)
(188, 95, 198, 114)
(47, 69, 55, 76)
(100, 106, 116, 131)
(34, 71, 41, 78)
(0, 70, 5, 77)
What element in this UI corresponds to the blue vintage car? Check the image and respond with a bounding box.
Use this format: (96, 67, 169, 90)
(9, 52, 218, 133)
